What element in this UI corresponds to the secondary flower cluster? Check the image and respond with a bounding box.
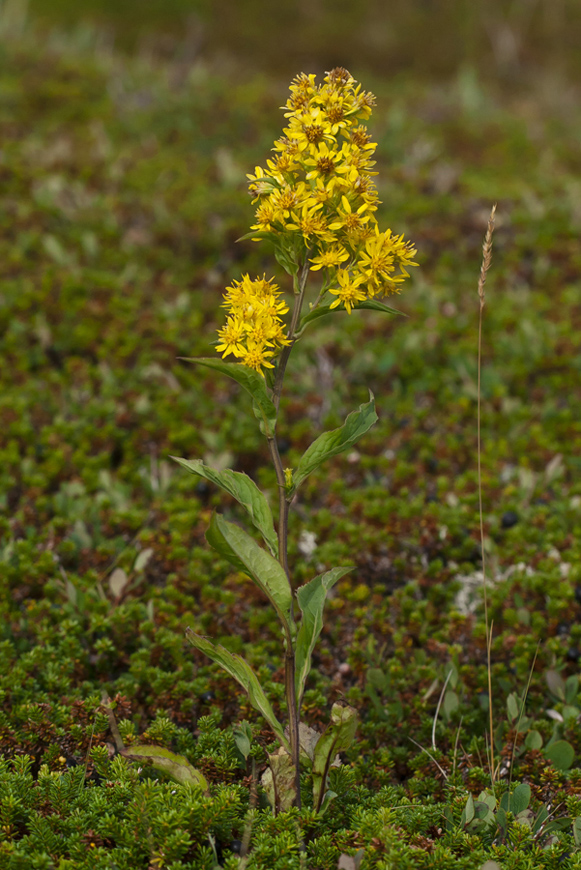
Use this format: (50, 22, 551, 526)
(247, 67, 417, 312)
(216, 275, 290, 372)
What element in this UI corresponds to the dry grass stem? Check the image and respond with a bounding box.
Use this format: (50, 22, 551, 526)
(477, 204, 497, 784)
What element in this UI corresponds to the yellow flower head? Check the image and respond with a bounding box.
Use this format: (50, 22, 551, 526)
(215, 69, 417, 373)
(217, 275, 290, 375)
(328, 269, 367, 314)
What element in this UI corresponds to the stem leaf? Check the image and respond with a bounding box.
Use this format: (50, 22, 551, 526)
(299, 298, 405, 331)
(170, 458, 278, 557)
(186, 629, 290, 752)
(295, 567, 352, 706)
(206, 513, 292, 632)
(312, 702, 358, 813)
(179, 357, 277, 437)
(236, 230, 276, 243)
(120, 744, 209, 791)
(291, 396, 378, 493)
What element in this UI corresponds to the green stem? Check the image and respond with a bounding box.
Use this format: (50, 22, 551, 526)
(267, 434, 290, 580)
(272, 257, 310, 414)
(265, 255, 310, 812)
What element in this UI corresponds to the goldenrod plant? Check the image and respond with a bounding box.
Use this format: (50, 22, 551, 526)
(174, 68, 416, 813)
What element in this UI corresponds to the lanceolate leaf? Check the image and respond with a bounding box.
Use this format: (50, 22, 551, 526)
(312, 703, 358, 813)
(186, 629, 290, 752)
(291, 397, 378, 493)
(236, 230, 276, 243)
(170, 458, 278, 557)
(120, 744, 208, 791)
(179, 357, 277, 437)
(206, 513, 292, 632)
(295, 567, 353, 706)
(299, 298, 404, 331)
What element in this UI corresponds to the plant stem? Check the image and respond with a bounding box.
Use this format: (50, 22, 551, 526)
(267, 434, 290, 579)
(264, 255, 311, 811)
(272, 257, 310, 413)
(477, 204, 496, 786)
(285, 647, 301, 808)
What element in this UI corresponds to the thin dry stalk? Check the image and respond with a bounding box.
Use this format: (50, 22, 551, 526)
(477, 204, 496, 784)
(432, 669, 453, 751)
(508, 644, 540, 792)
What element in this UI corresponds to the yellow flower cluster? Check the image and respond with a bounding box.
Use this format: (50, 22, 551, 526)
(247, 67, 417, 313)
(216, 275, 290, 372)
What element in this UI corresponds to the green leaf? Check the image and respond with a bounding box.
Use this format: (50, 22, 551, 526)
(565, 673, 579, 704)
(473, 800, 495, 824)
(545, 669, 566, 701)
(318, 789, 339, 816)
(186, 629, 289, 752)
(206, 513, 292, 632)
(506, 692, 520, 723)
(171, 458, 278, 557)
(312, 703, 357, 813)
(120, 744, 208, 790)
(443, 690, 459, 719)
(233, 722, 253, 761)
(236, 230, 276, 243)
(291, 397, 378, 493)
(461, 794, 475, 826)
(544, 739, 575, 771)
(516, 809, 535, 828)
(572, 817, 581, 846)
(533, 805, 549, 833)
(477, 790, 497, 812)
(299, 298, 405, 331)
(295, 567, 353, 706)
(180, 357, 277, 437)
(524, 729, 543, 750)
(510, 783, 531, 815)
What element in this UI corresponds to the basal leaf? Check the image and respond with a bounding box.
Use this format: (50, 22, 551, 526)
(312, 702, 357, 813)
(186, 629, 289, 752)
(261, 746, 297, 814)
(120, 744, 208, 791)
(295, 567, 352, 706)
(291, 397, 377, 492)
(180, 357, 277, 437)
(171, 458, 278, 557)
(206, 513, 292, 632)
(299, 298, 404, 331)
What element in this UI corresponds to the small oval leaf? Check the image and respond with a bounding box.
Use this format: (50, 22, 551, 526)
(109, 568, 129, 598)
(134, 548, 154, 573)
(544, 739, 575, 771)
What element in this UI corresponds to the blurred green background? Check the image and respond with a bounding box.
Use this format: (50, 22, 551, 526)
(24, 0, 581, 85)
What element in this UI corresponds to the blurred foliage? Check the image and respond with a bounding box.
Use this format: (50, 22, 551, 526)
(24, 0, 581, 85)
